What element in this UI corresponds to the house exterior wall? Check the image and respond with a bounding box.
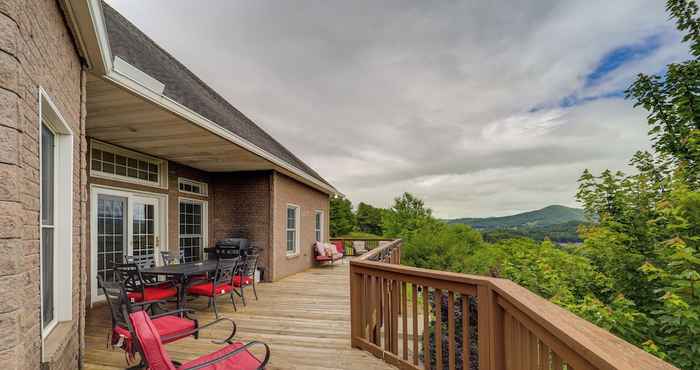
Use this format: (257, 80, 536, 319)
(271, 172, 330, 280)
(0, 0, 85, 369)
(211, 171, 273, 281)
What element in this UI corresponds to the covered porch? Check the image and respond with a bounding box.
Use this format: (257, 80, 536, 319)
(83, 261, 395, 370)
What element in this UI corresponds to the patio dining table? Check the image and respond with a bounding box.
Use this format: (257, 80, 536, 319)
(141, 259, 218, 309)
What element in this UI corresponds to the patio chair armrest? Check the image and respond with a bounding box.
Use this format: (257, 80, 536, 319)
(160, 317, 237, 344)
(150, 308, 196, 320)
(180, 341, 271, 370)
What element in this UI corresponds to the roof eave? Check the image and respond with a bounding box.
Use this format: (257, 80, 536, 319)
(63, 0, 340, 196)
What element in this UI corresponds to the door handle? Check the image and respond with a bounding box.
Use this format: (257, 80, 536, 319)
(155, 236, 160, 247)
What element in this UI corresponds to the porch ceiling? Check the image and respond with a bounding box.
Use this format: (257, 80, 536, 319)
(86, 74, 274, 173)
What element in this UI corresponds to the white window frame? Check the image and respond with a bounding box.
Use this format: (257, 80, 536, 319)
(89, 139, 168, 189)
(38, 88, 74, 341)
(315, 210, 324, 242)
(286, 204, 300, 256)
(178, 177, 208, 196)
(178, 197, 209, 262)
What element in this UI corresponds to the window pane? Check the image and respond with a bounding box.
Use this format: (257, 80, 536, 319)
(41, 124, 54, 225)
(42, 227, 54, 328)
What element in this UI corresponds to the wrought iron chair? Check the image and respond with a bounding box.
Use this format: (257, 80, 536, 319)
(128, 310, 269, 370)
(125, 254, 159, 284)
(114, 262, 179, 308)
(233, 254, 259, 305)
(186, 256, 240, 317)
(98, 275, 199, 369)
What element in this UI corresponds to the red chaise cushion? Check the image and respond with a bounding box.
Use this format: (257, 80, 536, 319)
(179, 342, 262, 370)
(187, 282, 233, 296)
(232, 276, 252, 287)
(127, 286, 178, 302)
(129, 311, 177, 370)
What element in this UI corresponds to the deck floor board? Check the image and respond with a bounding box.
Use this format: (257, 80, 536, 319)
(84, 260, 396, 370)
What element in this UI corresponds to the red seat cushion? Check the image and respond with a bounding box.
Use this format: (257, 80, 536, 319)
(127, 286, 178, 302)
(315, 255, 332, 261)
(180, 342, 262, 370)
(113, 315, 195, 351)
(232, 276, 252, 287)
(332, 241, 344, 254)
(187, 282, 233, 296)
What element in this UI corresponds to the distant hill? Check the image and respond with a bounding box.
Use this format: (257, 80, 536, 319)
(447, 205, 586, 230)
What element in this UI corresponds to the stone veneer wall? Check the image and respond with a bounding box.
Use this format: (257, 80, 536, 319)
(0, 0, 86, 369)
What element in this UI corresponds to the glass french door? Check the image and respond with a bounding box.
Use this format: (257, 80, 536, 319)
(130, 196, 158, 259)
(95, 195, 127, 291)
(92, 190, 161, 302)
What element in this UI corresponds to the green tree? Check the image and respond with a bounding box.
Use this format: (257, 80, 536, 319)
(355, 202, 384, 236)
(330, 196, 355, 237)
(382, 192, 434, 238)
(572, 1, 700, 365)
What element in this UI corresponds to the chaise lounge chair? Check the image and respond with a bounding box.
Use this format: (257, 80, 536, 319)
(129, 310, 270, 369)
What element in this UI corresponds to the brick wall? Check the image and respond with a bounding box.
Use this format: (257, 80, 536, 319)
(0, 0, 85, 369)
(211, 171, 273, 281)
(271, 172, 330, 280)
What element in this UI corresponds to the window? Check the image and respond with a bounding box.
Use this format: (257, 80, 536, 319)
(41, 124, 55, 329)
(286, 205, 299, 255)
(315, 210, 324, 242)
(178, 177, 208, 196)
(90, 140, 166, 188)
(180, 199, 207, 262)
(39, 88, 73, 338)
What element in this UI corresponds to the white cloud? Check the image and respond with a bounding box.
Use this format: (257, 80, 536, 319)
(106, 0, 687, 218)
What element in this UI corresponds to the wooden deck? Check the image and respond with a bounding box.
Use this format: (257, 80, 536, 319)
(84, 260, 396, 370)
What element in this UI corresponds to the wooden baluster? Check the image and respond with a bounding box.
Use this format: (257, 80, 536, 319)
(504, 313, 513, 370)
(362, 273, 368, 339)
(448, 291, 456, 370)
(402, 281, 408, 360)
(384, 278, 391, 351)
(552, 353, 563, 370)
(423, 286, 431, 368)
(412, 283, 419, 366)
(514, 320, 522, 369)
(391, 280, 400, 354)
(529, 332, 538, 370)
(539, 342, 550, 370)
(462, 295, 470, 370)
(435, 288, 443, 370)
(374, 275, 382, 345)
(522, 325, 530, 370)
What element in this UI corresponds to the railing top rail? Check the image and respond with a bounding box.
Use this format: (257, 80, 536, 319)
(355, 238, 402, 261)
(350, 240, 678, 370)
(330, 237, 396, 241)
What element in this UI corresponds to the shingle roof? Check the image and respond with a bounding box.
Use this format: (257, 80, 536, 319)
(101, 3, 333, 188)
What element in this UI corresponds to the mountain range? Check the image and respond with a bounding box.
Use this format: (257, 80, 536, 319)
(447, 205, 586, 230)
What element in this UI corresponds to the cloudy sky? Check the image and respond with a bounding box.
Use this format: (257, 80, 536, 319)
(107, 0, 689, 218)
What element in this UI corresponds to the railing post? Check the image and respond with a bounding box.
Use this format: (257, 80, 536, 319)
(477, 285, 500, 370)
(350, 263, 364, 348)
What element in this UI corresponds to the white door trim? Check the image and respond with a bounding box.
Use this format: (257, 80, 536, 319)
(89, 184, 168, 304)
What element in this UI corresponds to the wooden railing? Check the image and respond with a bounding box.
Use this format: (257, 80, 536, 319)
(349, 240, 677, 370)
(331, 237, 395, 255)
